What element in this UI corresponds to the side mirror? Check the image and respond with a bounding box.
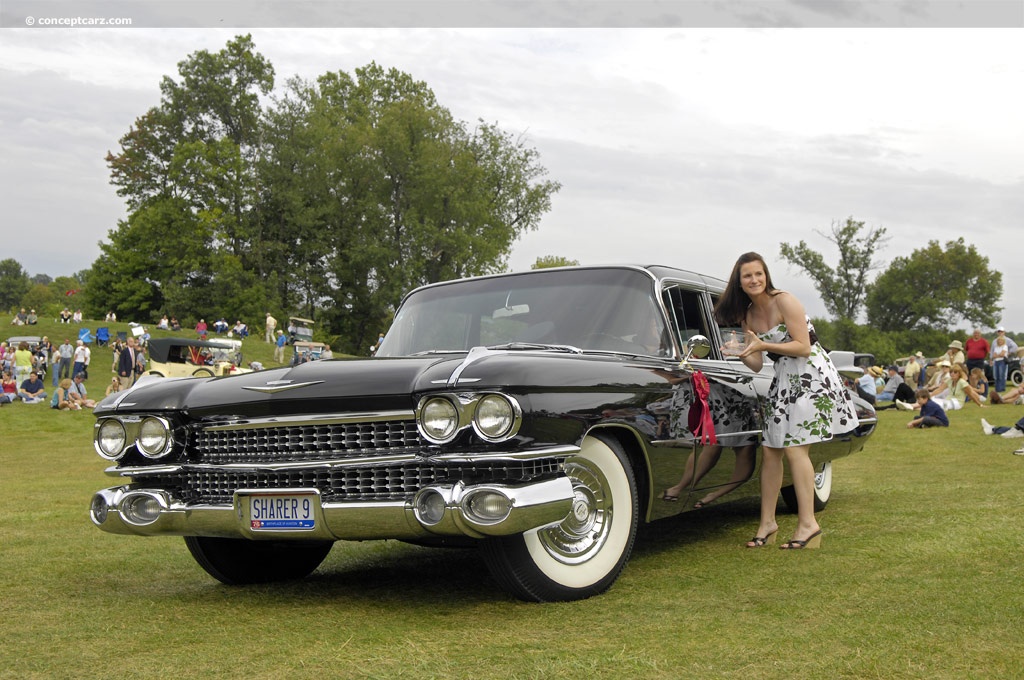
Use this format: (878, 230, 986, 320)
(685, 335, 712, 360)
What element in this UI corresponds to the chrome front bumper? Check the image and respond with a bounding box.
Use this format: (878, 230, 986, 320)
(90, 476, 575, 541)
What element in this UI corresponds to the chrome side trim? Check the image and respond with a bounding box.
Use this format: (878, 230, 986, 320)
(198, 410, 415, 431)
(104, 444, 581, 477)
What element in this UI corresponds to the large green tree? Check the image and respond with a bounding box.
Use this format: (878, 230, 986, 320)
(779, 217, 888, 322)
(0, 258, 31, 312)
(99, 34, 274, 324)
(97, 38, 559, 353)
(865, 238, 1002, 331)
(255, 63, 560, 352)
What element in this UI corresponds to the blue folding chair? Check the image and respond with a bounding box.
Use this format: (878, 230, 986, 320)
(78, 327, 93, 344)
(95, 327, 110, 346)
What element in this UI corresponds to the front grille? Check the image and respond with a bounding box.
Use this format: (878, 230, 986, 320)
(146, 459, 562, 504)
(192, 420, 425, 464)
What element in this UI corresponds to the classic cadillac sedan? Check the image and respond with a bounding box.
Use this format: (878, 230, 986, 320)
(89, 265, 876, 601)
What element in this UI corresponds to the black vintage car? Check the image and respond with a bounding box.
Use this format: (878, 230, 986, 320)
(89, 266, 876, 601)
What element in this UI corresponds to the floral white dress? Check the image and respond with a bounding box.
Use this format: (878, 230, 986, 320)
(758, 321, 857, 448)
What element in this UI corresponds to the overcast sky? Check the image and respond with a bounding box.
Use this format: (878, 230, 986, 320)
(1, 1, 1022, 330)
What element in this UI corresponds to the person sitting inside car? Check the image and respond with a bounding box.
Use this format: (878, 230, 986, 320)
(18, 371, 47, 403)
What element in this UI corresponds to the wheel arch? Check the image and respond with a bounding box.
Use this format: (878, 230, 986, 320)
(587, 424, 653, 522)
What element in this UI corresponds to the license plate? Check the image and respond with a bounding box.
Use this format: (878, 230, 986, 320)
(248, 493, 316, 530)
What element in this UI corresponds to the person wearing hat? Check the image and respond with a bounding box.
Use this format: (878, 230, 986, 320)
(943, 340, 965, 367)
(868, 366, 886, 392)
(903, 352, 923, 388)
(877, 365, 916, 405)
(856, 367, 878, 404)
(273, 329, 287, 363)
(926, 360, 953, 398)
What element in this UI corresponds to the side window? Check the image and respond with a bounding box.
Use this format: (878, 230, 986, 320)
(662, 285, 713, 349)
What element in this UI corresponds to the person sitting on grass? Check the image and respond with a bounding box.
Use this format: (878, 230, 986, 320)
(970, 367, 989, 400)
(51, 378, 81, 410)
(1, 370, 17, 404)
(906, 388, 949, 429)
(990, 383, 1024, 405)
(937, 364, 987, 410)
(18, 371, 48, 403)
(981, 416, 1024, 439)
(69, 372, 97, 409)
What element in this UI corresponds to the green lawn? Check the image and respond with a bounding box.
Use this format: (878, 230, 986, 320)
(2, 336, 1023, 678)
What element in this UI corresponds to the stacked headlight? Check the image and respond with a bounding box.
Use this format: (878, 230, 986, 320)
(137, 417, 172, 458)
(95, 419, 127, 460)
(419, 397, 459, 443)
(472, 394, 520, 442)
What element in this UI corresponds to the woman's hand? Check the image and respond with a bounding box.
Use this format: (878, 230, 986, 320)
(738, 330, 764, 358)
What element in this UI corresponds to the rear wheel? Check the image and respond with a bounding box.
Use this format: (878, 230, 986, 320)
(479, 433, 638, 602)
(184, 536, 333, 584)
(781, 461, 832, 512)
(1011, 367, 1023, 387)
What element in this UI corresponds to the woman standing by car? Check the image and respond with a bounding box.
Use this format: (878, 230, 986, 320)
(715, 252, 857, 550)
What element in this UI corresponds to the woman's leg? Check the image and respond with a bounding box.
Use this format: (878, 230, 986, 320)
(664, 445, 723, 499)
(696, 444, 756, 505)
(781, 444, 820, 541)
(747, 445, 783, 545)
(994, 361, 1007, 393)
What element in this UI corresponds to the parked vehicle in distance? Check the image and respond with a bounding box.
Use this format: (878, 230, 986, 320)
(291, 340, 328, 365)
(145, 338, 249, 378)
(88, 265, 877, 602)
(6, 335, 43, 351)
(985, 353, 1023, 387)
(287, 316, 315, 344)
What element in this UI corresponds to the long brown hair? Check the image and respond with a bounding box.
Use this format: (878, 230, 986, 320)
(714, 252, 779, 326)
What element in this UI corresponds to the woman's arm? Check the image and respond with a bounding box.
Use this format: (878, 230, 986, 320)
(738, 292, 811, 365)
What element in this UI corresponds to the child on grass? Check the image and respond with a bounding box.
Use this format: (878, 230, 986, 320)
(906, 388, 949, 429)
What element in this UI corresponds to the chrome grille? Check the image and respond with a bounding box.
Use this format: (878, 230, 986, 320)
(151, 459, 562, 504)
(192, 420, 424, 463)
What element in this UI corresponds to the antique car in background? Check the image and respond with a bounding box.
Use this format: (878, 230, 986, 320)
(89, 266, 876, 602)
(145, 338, 248, 378)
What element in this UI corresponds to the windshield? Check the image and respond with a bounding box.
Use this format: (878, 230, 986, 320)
(377, 268, 672, 358)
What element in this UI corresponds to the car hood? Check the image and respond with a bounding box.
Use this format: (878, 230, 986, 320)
(95, 350, 674, 418)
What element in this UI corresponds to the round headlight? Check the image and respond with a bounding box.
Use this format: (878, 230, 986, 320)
(473, 394, 518, 441)
(95, 419, 127, 460)
(420, 397, 459, 442)
(137, 417, 171, 458)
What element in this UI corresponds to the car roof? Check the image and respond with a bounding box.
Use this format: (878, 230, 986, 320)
(7, 336, 43, 345)
(402, 264, 727, 301)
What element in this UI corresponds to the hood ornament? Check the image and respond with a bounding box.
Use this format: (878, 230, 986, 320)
(241, 379, 324, 394)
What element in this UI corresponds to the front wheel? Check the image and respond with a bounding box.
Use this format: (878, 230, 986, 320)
(184, 536, 333, 584)
(780, 461, 832, 513)
(1011, 367, 1023, 387)
(479, 433, 638, 602)
(192, 367, 214, 378)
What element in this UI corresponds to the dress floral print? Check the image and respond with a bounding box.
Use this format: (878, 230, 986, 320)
(758, 321, 857, 448)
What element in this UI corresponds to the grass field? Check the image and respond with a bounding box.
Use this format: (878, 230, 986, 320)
(3, 321, 1023, 678)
